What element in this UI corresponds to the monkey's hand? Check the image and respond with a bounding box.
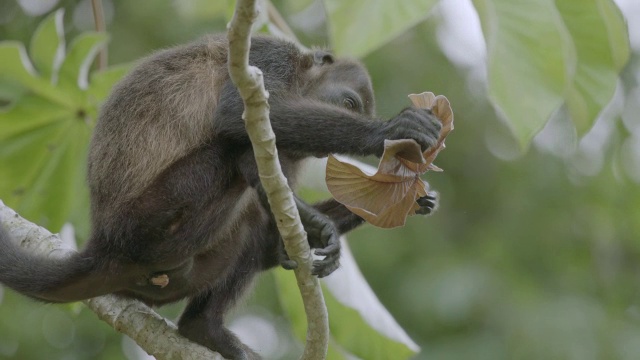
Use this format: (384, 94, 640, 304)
(256, 184, 340, 277)
(273, 213, 341, 278)
(416, 190, 439, 215)
(295, 198, 341, 278)
(375, 107, 442, 156)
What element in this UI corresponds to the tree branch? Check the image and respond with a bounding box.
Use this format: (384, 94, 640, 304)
(227, 1, 329, 359)
(91, 0, 108, 70)
(0, 200, 224, 360)
(265, 0, 300, 44)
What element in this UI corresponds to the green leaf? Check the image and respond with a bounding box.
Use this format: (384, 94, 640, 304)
(0, 96, 69, 142)
(555, 0, 630, 135)
(0, 14, 127, 233)
(324, 0, 438, 57)
(0, 42, 72, 107)
(0, 99, 91, 230)
(57, 32, 109, 103)
(472, 0, 574, 149)
(0, 81, 25, 104)
(88, 64, 131, 99)
(472, 0, 629, 148)
(0, 41, 37, 84)
(274, 269, 308, 341)
(29, 9, 65, 80)
(274, 242, 418, 360)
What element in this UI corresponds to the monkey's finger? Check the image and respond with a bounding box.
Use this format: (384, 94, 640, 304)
(312, 256, 340, 278)
(315, 224, 340, 255)
(314, 241, 340, 257)
(278, 241, 298, 270)
(416, 196, 436, 207)
(280, 259, 298, 270)
(405, 109, 442, 136)
(319, 222, 338, 240)
(415, 206, 433, 215)
(418, 191, 437, 201)
(408, 133, 437, 152)
(416, 192, 439, 215)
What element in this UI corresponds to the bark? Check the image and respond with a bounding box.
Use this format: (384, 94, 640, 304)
(227, 0, 330, 359)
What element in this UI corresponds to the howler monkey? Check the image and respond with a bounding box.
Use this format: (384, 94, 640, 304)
(0, 34, 440, 359)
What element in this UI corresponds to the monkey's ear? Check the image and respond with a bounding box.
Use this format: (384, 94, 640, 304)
(299, 54, 315, 70)
(313, 51, 334, 65)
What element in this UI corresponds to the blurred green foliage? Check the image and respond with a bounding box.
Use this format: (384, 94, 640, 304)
(0, 0, 638, 359)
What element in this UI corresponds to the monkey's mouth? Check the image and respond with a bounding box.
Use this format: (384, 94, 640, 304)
(313, 153, 329, 159)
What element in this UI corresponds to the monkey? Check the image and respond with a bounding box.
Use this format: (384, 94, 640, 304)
(0, 34, 440, 359)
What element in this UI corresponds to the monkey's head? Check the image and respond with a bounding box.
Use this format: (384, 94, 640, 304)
(302, 50, 376, 117)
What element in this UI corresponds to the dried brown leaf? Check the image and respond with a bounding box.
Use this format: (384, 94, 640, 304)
(405, 92, 454, 173)
(326, 92, 454, 229)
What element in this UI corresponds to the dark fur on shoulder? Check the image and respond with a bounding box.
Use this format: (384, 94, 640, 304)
(0, 34, 441, 360)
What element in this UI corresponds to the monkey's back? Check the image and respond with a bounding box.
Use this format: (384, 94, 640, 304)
(88, 35, 230, 211)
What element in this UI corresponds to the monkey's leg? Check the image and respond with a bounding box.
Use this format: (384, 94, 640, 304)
(313, 199, 365, 234)
(178, 257, 261, 360)
(316, 191, 438, 222)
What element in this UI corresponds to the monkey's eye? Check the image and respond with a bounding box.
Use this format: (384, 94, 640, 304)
(343, 98, 357, 110)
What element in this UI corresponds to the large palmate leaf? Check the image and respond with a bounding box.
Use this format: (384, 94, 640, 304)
(0, 9, 129, 233)
(472, 0, 629, 148)
(324, 0, 439, 57)
(472, 0, 575, 149)
(555, 0, 630, 135)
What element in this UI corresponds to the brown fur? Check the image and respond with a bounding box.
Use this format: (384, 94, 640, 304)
(89, 36, 229, 208)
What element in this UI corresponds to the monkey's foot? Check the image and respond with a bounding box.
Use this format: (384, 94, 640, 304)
(416, 191, 439, 215)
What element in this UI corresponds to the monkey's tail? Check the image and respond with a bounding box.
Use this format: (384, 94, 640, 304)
(0, 226, 118, 303)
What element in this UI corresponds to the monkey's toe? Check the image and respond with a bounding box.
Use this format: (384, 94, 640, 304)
(416, 191, 439, 215)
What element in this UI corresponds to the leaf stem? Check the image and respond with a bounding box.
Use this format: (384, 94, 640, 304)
(265, 0, 300, 43)
(90, 0, 107, 71)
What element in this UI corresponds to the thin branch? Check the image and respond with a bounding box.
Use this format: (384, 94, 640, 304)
(91, 0, 108, 70)
(0, 201, 224, 360)
(227, 1, 329, 359)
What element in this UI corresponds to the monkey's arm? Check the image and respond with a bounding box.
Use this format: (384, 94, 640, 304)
(214, 90, 440, 158)
(312, 199, 364, 234)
